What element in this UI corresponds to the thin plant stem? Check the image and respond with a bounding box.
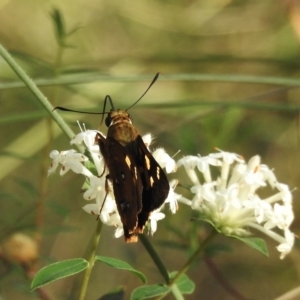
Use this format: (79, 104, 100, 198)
(140, 230, 217, 300)
(154, 230, 218, 300)
(2, 73, 300, 89)
(169, 285, 185, 300)
(78, 221, 103, 300)
(139, 234, 170, 284)
(36, 38, 64, 237)
(168, 229, 218, 286)
(0, 43, 80, 150)
(140, 235, 184, 300)
(36, 135, 51, 231)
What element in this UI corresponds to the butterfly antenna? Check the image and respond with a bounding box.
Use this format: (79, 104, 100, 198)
(54, 96, 115, 125)
(100, 95, 115, 125)
(53, 106, 106, 115)
(126, 73, 160, 111)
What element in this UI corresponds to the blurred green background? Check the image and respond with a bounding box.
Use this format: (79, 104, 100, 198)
(0, 0, 300, 299)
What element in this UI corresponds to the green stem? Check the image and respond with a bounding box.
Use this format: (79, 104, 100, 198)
(36, 39, 64, 240)
(169, 285, 185, 300)
(78, 221, 103, 300)
(154, 230, 218, 300)
(0, 43, 80, 149)
(139, 234, 170, 284)
(168, 229, 218, 286)
(2, 73, 300, 89)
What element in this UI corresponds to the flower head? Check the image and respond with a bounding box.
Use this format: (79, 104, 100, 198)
(48, 149, 92, 177)
(177, 150, 294, 259)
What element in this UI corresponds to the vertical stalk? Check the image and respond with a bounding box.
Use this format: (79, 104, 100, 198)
(139, 234, 170, 284)
(36, 42, 64, 235)
(78, 221, 103, 300)
(168, 230, 217, 286)
(154, 229, 218, 300)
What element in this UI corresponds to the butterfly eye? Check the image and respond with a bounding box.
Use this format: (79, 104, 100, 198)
(105, 115, 112, 127)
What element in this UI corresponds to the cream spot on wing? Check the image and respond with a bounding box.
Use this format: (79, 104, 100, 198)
(150, 176, 154, 187)
(156, 167, 160, 179)
(125, 155, 131, 168)
(134, 167, 138, 179)
(145, 155, 151, 170)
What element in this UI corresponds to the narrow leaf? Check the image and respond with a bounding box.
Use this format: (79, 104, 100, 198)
(193, 216, 269, 257)
(95, 256, 146, 283)
(131, 284, 170, 300)
(31, 258, 88, 290)
(50, 9, 66, 42)
(231, 236, 269, 256)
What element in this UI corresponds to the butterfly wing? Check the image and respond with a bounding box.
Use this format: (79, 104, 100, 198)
(97, 134, 143, 242)
(133, 135, 170, 231)
(97, 133, 170, 242)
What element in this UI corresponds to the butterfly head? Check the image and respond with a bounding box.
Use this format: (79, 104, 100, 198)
(105, 110, 132, 127)
(102, 72, 160, 128)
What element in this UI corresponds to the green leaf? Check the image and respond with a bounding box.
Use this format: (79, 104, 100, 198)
(49, 8, 79, 48)
(31, 258, 88, 290)
(170, 272, 195, 294)
(50, 8, 66, 43)
(230, 236, 269, 256)
(130, 273, 195, 299)
(191, 216, 268, 257)
(95, 256, 146, 283)
(130, 284, 170, 300)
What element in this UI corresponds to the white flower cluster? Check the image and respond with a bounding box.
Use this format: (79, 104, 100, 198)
(48, 128, 177, 239)
(48, 126, 295, 258)
(177, 150, 295, 259)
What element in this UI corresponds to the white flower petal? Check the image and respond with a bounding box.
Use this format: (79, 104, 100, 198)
(115, 226, 124, 238)
(177, 149, 295, 258)
(152, 148, 176, 173)
(149, 211, 165, 235)
(82, 204, 100, 215)
(142, 133, 152, 147)
(277, 230, 294, 259)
